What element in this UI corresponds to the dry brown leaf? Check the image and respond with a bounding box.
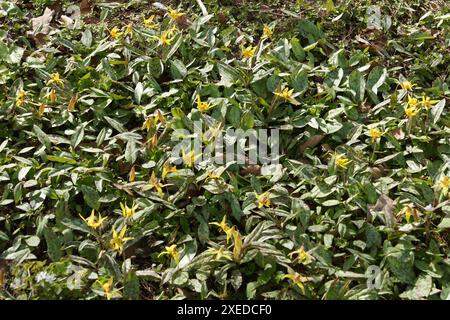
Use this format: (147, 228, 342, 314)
(29, 7, 54, 35)
(368, 194, 396, 227)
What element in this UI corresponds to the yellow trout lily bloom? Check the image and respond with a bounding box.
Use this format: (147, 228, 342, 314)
(210, 216, 236, 244)
(47, 72, 64, 87)
(158, 244, 180, 264)
(37, 103, 46, 117)
(232, 229, 243, 261)
(274, 87, 300, 105)
(79, 209, 106, 230)
(15, 90, 27, 106)
(168, 9, 184, 21)
(207, 247, 232, 261)
(421, 96, 436, 110)
(289, 246, 311, 265)
(145, 172, 165, 197)
(196, 95, 211, 112)
(181, 148, 201, 168)
(101, 277, 113, 300)
(110, 225, 133, 254)
(404, 105, 419, 118)
(437, 175, 449, 190)
(162, 161, 177, 180)
(143, 15, 158, 29)
(398, 205, 420, 223)
(262, 24, 273, 39)
(400, 81, 414, 91)
(124, 24, 133, 36)
(407, 96, 418, 108)
(369, 128, 382, 142)
(242, 45, 257, 59)
(120, 201, 138, 219)
(159, 30, 174, 46)
(335, 153, 351, 169)
(282, 273, 308, 294)
(109, 26, 123, 39)
(256, 192, 271, 208)
(44, 89, 57, 104)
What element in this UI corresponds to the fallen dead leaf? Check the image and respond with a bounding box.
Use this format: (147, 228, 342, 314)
(368, 194, 396, 227)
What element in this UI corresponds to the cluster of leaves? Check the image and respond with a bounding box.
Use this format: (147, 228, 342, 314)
(0, 0, 450, 300)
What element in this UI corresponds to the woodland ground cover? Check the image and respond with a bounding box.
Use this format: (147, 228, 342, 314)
(0, 0, 450, 300)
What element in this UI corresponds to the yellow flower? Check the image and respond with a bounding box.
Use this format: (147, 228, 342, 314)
(421, 96, 435, 110)
(288, 246, 311, 265)
(168, 9, 184, 21)
(242, 45, 257, 59)
(101, 277, 114, 300)
(158, 244, 180, 264)
(110, 225, 133, 254)
(274, 87, 300, 105)
(162, 161, 177, 180)
(282, 273, 308, 294)
(124, 24, 133, 36)
(335, 153, 351, 169)
(129, 165, 136, 182)
(181, 148, 201, 168)
(407, 96, 418, 108)
(79, 209, 106, 230)
(262, 24, 273, 39)
(400, 81, 414, 91)
(120, 201, 138, 219)
(44, 89, 57, 104)
(209, 215, 229, 233)
(109, 26, 123, 39)
(369, 128, 382, 142)
(404, 105, 419, 118)
(207, 247, 232, 261)
(47, 72, 64, 87)
(232, 229, 243, 261)
(145, 172, 165, 197)
(256, 192, 271, 208)
(159, 30, 174, 46)
(143, 15, 158, 29)
(15, 90, 27, 106)
(37, 103, 46, 117)
(398, 205, 420, 223)
(196, 95, 211, 112)
(438, 176, 449, 190)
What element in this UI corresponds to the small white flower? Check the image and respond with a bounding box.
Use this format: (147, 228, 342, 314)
(424, 204, 434, 212)
(36, 271, 56, 284)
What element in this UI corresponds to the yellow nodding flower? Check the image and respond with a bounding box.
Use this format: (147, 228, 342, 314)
(15, 90, 27, 106)
(207, 247, 232, 261)
(109, 26, 123, 39)
(242, 45, 257, 59)
(256, 192, 271, 208)
(129, 165, 136, 182)
(101, 277, 114, 300)
(159, 30, 174, 46)
(274, 86, 300, 105)
(282, 273, 308, 294)
(44, 89, 57, 104)
(289, 246, 311, 265)
(146, 172, 165, 197)
(124, 24, 133, 36)
(79, 209, 106, 230)
(168, 9, 184, 21)
(369, 128, 382, 142)
(421, 96, 435, 110)
(37, 103, 46, 117)
(400, 80, 414, 91)
(232, 228, 243, 261)
(158, 244, 180, 264)
(404, 105, 419, 118)
(407, 96, 418, 108)
(209, 215, 229, 233)
(262, 24, 273, 39)
(335, 153, 351, 169)
(47, 72, 64, 87)
(181, 148, 201, 168)
(398, 205, 420, 223)
(143, 15, 158, 29)
(110, 225, 133, 254)
(155, 109, 166, 123)
(162, 161, 177, 180)
(120, 201, 138, 219)
(68, 94, 77, 112)
(438, 175, 449, 190)
(196, 95, 211, 112)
